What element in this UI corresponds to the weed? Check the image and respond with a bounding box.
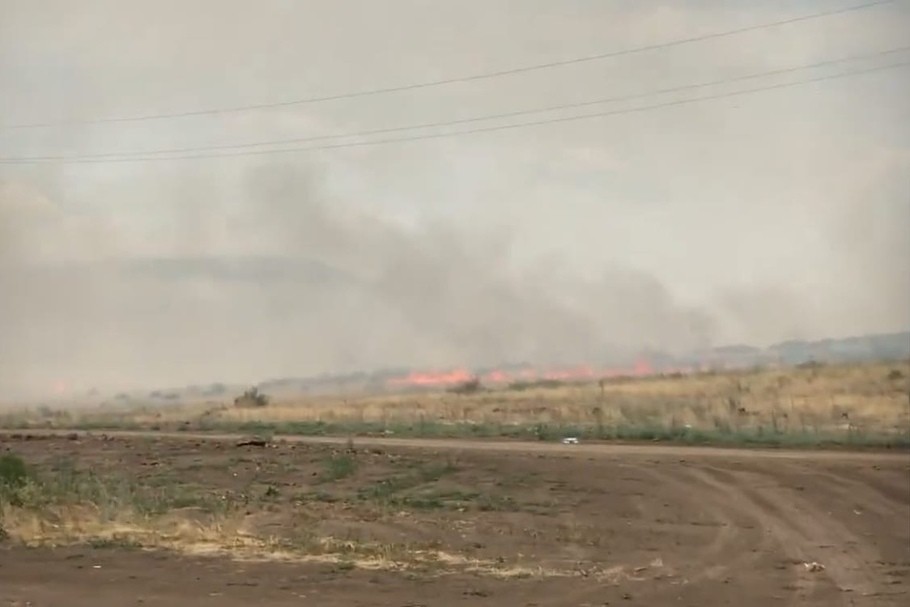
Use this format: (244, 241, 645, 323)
(0, 454, 28, 505)
(0, 454, 28, 490)
(476, 493, 517, 512)
(393, 494, 446, 509)
(385, 488, 518, 512)
(298, 491, 341, 503)
(319, 455, 358, 483)
(87, 536, 142, 549)
(3, 458, 236, 517)
(358, 462, 458, 502)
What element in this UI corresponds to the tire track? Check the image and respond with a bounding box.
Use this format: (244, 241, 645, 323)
(634, 463, 771, 585)
(693, 465, 904, 605)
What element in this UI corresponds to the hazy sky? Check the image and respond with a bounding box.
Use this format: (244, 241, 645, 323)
(1, 0, 909, 398)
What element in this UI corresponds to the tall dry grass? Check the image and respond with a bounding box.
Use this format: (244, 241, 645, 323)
(3, 361, 908, 444)
(212, 361, 910, 436)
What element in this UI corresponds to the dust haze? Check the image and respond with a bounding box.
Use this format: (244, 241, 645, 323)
(1, 0, 908, 399)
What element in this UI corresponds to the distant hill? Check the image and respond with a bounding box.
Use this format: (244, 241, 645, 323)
(767, 332, 910, 365)
(674, 331, 909, 370)
(694, 331, 908, 367)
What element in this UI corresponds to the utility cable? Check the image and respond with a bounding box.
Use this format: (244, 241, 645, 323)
(0, 0, 896, 130)
(0, 59, 905, 165)
(6, 45, 904, 162)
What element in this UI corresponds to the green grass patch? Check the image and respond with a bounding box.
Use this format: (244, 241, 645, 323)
(318, 455, 358, 483)
(386, 489, 518, 511)
(297, 490, 341, 503)
(357, 461, 458, 503)
(0, 454, 28, 489)
(2, 458, 239, 516)
(87, 536, 143, 549)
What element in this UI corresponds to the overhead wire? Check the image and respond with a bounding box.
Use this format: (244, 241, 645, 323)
(4, 45, 905, 163)
(0, 0, 896, 130)
(2, 57, 905, 165)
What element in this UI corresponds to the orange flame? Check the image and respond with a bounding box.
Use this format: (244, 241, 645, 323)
(384, 358, 671, 389)
(387, 368, 474, 387)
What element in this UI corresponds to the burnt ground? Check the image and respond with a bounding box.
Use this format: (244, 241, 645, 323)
(0, 432, 908, 606)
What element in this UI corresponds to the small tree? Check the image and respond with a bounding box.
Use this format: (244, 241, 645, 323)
(234, 386, 269, 408)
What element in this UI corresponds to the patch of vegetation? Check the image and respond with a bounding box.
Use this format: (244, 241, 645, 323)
(0, 453, 275, 550)
(318, 455, 358, 483)
(297, 490, 341, 503)
(87, 536, 143, 549)
(507, 379, 565, 391)
(0, 454, 28, 489)
(386, 489, 517, 512)
(357, 461, 458, 503)
(0, 454, 29, 506)
(2, 458, 238, 517)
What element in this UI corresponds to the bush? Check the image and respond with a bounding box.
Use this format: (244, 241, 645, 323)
(234, 387, 269, 408)
(886, 368, 905, 380)
(0, 454, 28, 505)
(0, 454, 27, 489)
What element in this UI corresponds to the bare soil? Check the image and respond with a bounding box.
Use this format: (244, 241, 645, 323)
(1, 431, 908, 606)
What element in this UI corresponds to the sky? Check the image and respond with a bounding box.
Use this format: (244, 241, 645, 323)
(1, 0, 908, 399)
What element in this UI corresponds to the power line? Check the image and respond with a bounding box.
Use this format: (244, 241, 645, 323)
(0, 0, 896, 130)
(8, 46, 906, 162)
(2, 59, 904, 166)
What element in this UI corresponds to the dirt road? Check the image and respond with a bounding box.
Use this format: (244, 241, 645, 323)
(4, 427, 909, 461)
(1, 430, 908, 606)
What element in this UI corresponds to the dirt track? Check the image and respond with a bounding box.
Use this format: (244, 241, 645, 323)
(1, 430, 908, 606)
(5, 428, 910, 460)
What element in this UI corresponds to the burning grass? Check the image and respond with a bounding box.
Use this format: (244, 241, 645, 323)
(3, 361, 909, 448)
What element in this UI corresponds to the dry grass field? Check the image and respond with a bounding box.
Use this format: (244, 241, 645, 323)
(3, 360, 909, 447)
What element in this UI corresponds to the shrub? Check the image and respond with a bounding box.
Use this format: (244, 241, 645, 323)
(234, 386, 269, 408)
(0, 454, 28, 505)
(0, 454, 27, 489)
